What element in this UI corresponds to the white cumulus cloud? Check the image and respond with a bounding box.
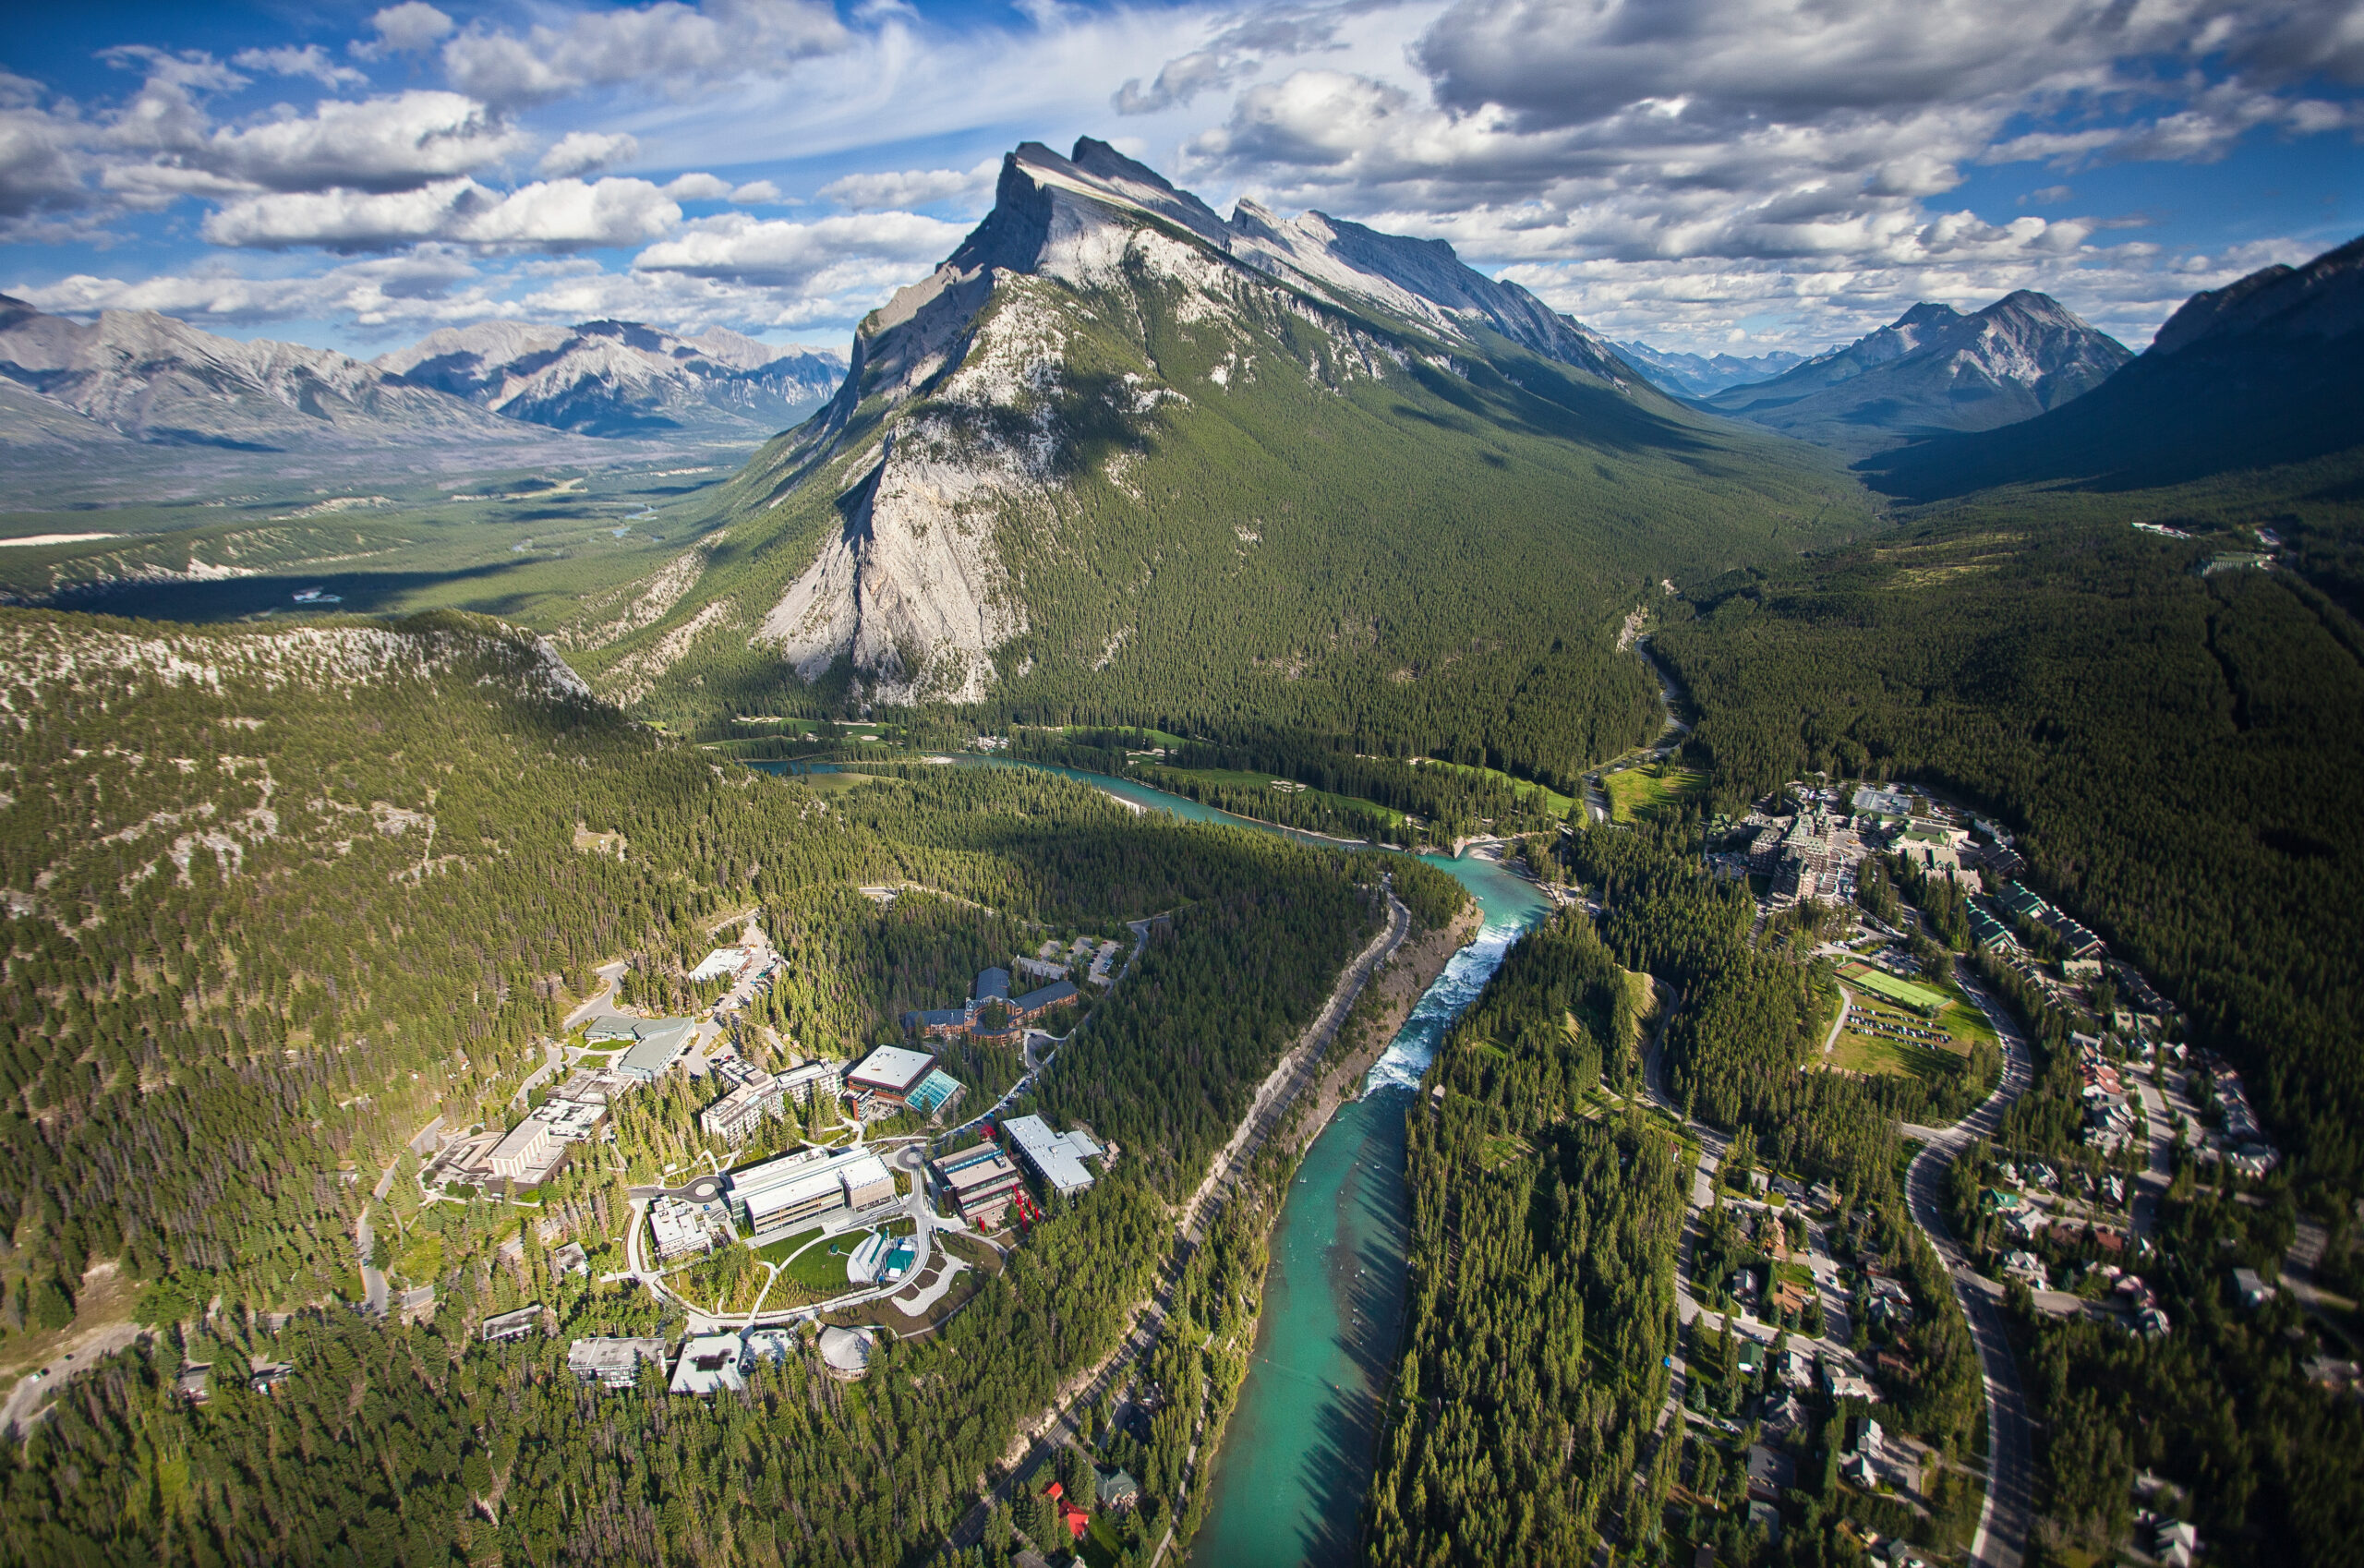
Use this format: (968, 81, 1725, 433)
(202, 175, 684, 252)
(356, 4, 456, 58)
(816, 160, 999, 211)
(440, 0, 854, 108)
(633, 210, 965, 290)
(537, 130, 640, 178)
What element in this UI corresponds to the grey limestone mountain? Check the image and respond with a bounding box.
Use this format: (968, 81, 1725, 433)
(1701, 292, 2133, 455)
(1610, 340, 1808, 398)
(565, 136, 1869, 722)
(377, 320, 845, 439)
(0, 294, 525, 452)
(658, 137, 1649, 706)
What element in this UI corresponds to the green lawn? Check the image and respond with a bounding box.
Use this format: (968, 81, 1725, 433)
(750, 1226, 824, 1265)
(1829, 1027, 1954, 1083)
(778, 1230, 869, 1292)
(1415, 757, 1582, 818)
(1601, 761, 1707, 824)
(1841, 963, 1952, 1015)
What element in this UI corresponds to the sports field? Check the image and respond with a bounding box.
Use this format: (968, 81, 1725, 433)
(1840, 963, 1951, 1016)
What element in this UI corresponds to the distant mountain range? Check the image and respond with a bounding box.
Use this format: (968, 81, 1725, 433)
(0, 294, 525, 452)
(0, 296, 844, 456)
(1699, 292, 2133, 455)
(376, 320, 844, 440)
(1867, 233, 2364, 500)
(1611, 341, 1807, 398)
(561, 135, 1870, 766)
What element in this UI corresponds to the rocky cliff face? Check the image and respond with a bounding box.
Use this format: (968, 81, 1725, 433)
(0, 295, 522, 450)
(1702, 292, 2132, 455)
(378, 319, 844, 439)
(562, 136, 1871, 725)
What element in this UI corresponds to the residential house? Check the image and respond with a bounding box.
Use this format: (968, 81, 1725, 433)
(1746, 1444, 1796, 1503)
(1096, 1467, 1143, 1514)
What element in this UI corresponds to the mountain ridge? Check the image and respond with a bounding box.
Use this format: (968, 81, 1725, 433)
(1701, 291, 2132, 454)
(1866, 232, 2364, 501)
(562, 135, 1877, 786)
(0, 294, 528, 452)
(1611, 340, 1808, 398)
(377, 319, 845, 440)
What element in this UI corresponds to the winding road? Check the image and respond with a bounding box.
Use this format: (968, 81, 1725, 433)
(1643, 941, 2037, 1568)
(1902, 962, 2038, 1568)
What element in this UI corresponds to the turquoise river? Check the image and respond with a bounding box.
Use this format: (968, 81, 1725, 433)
(754, 755, 1549, 1562)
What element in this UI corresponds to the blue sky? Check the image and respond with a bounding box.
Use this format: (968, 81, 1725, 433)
(2, 0, 2358, 359)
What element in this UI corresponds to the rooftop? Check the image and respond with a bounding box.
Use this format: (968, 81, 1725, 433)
(1005, 1114, 1102, 1194)
(850, 1044, 935, 1093)
(669, 1333, 747, 1395)
(904, 1067, 965, 1116)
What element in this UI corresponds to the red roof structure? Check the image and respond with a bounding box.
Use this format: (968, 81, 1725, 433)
(1043, 1481, 1088, 1539)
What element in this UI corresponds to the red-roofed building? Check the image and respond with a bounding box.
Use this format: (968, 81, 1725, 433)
(1043, 1481, 1089, 1540)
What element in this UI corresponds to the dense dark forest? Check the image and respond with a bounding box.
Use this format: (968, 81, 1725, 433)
(1361, 911, 1686, 1565)
(1656, 494, 2364, 1197)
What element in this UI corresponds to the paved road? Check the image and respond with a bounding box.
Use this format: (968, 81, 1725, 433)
(1902, 964, 2037, 1568)
(1640, 938, 2038, 1568)
(356, 1147, 408, 1314)
(0, 1320, 147, 1436)
(563, 960, 629, 1029)
(2130, 1071, 2177, 1236)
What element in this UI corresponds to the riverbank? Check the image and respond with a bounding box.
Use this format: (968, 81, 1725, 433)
(1286, 898, 1484, 1160)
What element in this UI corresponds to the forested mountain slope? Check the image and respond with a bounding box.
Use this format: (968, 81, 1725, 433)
(0, 605, 1435, 1565)
(1702, 292, 2131, 455)
(1865, 234, 2364, 501)
(562, 138, 1876, 787)
(1655, 476, 2364, 1192)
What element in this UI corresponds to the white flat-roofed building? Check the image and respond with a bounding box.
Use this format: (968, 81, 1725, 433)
(725, 1146, 898, 1237)
(701, 1069, 783, 1144)
(1004, 1115, 1103, 1198)
(488, 1096, 606, 1183)
(488, 1116, 560, 1182)
(778, 1059, 843, 1105)
(648, 1195, 722, 1260)
(934, 1144, 1022, 1225)
(689, 947, 749, 983)
(481, 1305, 544, 1344)
(568, 1336, 666, 1389)
(849, 1045, 935, 1103)
(670, 1333, 747, 1396)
